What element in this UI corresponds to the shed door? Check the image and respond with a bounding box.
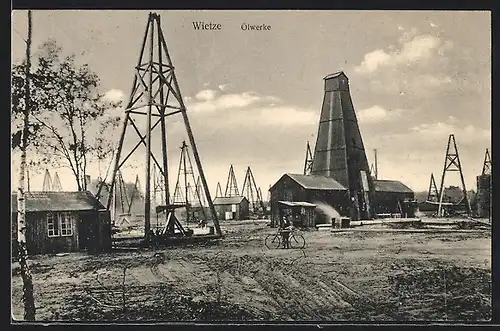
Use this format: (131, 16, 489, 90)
(98, 210, 112, 251)
(78, 213, 94, 250)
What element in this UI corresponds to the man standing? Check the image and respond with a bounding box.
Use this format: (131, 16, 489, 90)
(281, 216, 292, 249)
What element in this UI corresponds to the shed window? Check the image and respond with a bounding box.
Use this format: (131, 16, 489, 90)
(46, 212, 73, 237)
(59, 213, 73, 236)
(47, 213, 59, 237)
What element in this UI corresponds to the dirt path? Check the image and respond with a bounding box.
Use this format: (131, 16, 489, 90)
(11, 223, 491, 321)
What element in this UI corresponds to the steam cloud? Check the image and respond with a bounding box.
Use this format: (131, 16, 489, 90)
(313, 201, 341, 221)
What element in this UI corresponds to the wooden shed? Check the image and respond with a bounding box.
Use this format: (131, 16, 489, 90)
(212, 196, 249, 220)
(11, 191, 112, 255)
(276, 201, 317, 228)
(269, 173, 350, 227)
(372, 180, 416, 218)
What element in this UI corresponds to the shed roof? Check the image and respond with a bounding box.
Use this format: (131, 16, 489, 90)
(271, 173, 347, 191)
(213, 196, 248, 205)
(374, 180, 413, 193)
(11, 191, 105, 213)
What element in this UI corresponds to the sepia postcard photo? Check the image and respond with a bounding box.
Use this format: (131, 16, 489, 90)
(10, 9, 491, 323)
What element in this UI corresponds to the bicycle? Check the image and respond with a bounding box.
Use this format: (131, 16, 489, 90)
(265, 227, 305, 249)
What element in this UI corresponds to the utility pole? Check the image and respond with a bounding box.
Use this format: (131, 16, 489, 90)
(16, 10, 36, 321)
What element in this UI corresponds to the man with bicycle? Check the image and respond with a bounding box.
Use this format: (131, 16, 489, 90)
(280, 216, 293, 249)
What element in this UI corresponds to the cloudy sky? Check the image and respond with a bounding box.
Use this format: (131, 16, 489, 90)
(11, 10, 491, 197)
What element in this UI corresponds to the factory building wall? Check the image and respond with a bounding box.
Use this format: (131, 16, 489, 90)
(269, 176, 350, 227)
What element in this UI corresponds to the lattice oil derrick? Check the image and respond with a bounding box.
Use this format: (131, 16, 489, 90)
(437, 134, 471, 216)
(215, 182, 223, 198)
(51, 172, 63, 191)
(105, 13, 220, 237)
(152, 166, 166, 206)
(426, 173, 439, 202)
(303, 141, 314, 175)
(482, 148, 491, 175)
(172, 141, 208, 222)
(42, 169, 52, 191)
(225, 165, 240, 197)
(241, 166, 265, 213)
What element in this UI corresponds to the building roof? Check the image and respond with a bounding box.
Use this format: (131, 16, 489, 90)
(271, 173, 347, 191)
(278, 201, 317, 208)
(374, 180, 413, 193)
(213, 196, 248, 205)
(323, 71, 347, 80)
(11, 191, 105, 213)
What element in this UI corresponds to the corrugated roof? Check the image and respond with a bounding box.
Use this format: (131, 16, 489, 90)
(11, 191, 105, 213)
(374, 180, 413, 193)
(213, 196, 247, 205)
(323, 71, 346, 80)
(281, 173, 347, 191)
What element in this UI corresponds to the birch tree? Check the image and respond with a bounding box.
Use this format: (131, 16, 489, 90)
(15, 10, 36, 321)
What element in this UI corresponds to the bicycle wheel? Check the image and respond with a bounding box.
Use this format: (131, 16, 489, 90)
(289, 233, 305, 249)
(265, 233, 281, 249)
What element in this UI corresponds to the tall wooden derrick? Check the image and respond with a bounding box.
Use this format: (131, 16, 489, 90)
(310, 72, 374, 220)
(426, 173, 439, 202)
(303, 141, 314, 175)
(105, 13, 220, 239)
(241, 166, 265, 214)
(172, 141, 207, 223)
(437, 134, 471, 217)
(224, 164, 240, 197)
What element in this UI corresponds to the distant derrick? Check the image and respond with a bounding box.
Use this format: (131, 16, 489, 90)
(426, 173, 439, 202)
(215, 182, 223, 198)
(224, 165, 240, 197)
(42, 169, 64, 192)
(241, 166, 265, 213)
(482, 148, 491, 175)
(303, 141, 314, 175)
(52, 172, 62, 191)
(42, 169, 52, 191)
(172, 141, 207, 222)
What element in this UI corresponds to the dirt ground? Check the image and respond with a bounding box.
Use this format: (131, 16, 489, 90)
(11, 220, 491, 322)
